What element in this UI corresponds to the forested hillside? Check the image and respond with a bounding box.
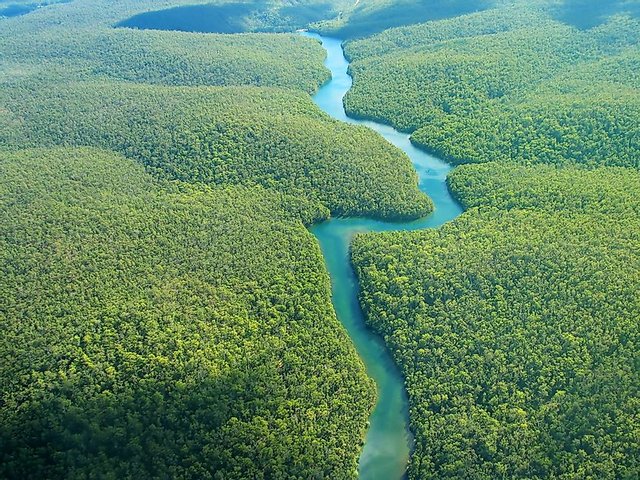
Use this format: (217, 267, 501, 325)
(353, 164, 640, 478)
(348, 3, 640, 477)
(0, 0, 356, 93)
(1, 23, 330, 93)
(4, 0, 640, 478)
(314, 0, 492, 39)
(0, 0, 431, 477)
(0, 147, 375, 479)
(0, 81, 431, 220)
(448, 162, 640, 215)
(0, 0, 430, 221)
(343, 1, 640, 167)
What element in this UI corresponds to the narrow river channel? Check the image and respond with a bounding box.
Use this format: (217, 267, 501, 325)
(301, 32, 464, 479)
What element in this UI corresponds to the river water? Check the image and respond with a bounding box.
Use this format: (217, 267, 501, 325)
(301, 32, 463, 479)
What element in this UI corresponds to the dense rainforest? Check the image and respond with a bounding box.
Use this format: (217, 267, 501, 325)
(0, 147, 375, 478)
(0, 81, 431, 219)
(1, 22, 330, 93)
(448, 162, 640, 215)
(353, 164, 640, 478)
(2, 0, 640, 478)
(343, 0, 640, 167)
(345, 2, 640, 479)
(0, 0, 427, 477)
(347, 1, 640, 478)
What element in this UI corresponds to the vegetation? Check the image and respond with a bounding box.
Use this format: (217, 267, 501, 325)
(0, 0, 432, 477)
(0, 81, 431, 220)
(0, 26, 330, 93)
(448, 162, 640, 215)
(314, 0, 492, 39)
(118, 0, 353, 34)
(347, 4, 640, 476)
(352, 164, 640, 478)
(4, 0, 639, 477)
(0, 147, 375, 479)
(343, 2, 640, 167)
(0, 0, 431, 221)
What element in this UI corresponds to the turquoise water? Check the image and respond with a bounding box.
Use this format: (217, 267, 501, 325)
(302, 32, 463, 479)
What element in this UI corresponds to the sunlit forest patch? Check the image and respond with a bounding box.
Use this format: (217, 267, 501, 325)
(353, 163, 640, 478)
(343, 2, 640, 168)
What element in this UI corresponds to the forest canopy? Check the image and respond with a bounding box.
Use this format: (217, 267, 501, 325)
(353, 163, 640, 478)
(0, 81, 431, 220)
(2, 0, 639, 478)
(348, 10, 640, 466)
(343, 1, 640, 168)
(0, 0, 433, 477)
(0, 147, 375, 479)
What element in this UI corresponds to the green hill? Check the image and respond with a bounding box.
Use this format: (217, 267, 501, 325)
(353, 163, 640, 479)
(448, 162, 640, 215)
(343, 3, 640, 167)
(0, 81, 431, 220)
(0, 147, 375, 479)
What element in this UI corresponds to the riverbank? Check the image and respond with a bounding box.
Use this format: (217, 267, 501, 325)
(302, 32, 463, 479)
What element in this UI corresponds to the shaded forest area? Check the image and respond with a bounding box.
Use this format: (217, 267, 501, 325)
(1, 148, 375, 478)
(118, 0, 348, 34)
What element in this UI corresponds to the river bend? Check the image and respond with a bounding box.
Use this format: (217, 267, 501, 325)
(302, 32, 463, 479)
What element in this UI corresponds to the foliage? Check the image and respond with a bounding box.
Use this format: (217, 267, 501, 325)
(0, 0, 372, 93)
(0, 25, 330, 94)
(411, 79, 640, 168)
(342, 3, 551, 62)
(313, 0, 492, 39)
(7, 1, 640, 478)
(448, 162, 640, 215)
(353, 200, 640, 478)
(0, 0, 439, 478)
(349, 10, 640, 473)
(0, 81, 431, 220)
(343, 4, 640, 167)
(0, 147, 375, 479)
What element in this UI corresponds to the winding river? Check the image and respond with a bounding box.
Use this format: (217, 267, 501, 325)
(301, 32, 464, 479)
